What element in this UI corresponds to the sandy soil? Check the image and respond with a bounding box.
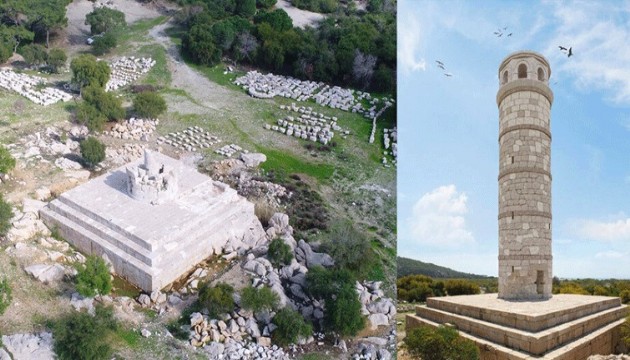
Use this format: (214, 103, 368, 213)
(275, 0, 326, 29)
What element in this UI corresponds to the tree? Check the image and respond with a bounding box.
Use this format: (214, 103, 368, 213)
(80, 137, 106, 167)
(211, 20, 236, 51)
(235, 0, 256, 18)
(271, 307, 312, 346)
(20, 43, 47, 67)
(75, 103, 107, 132)
(444, 280, 481, 296)
(133, 91, 167, 119)
(182, 24, 221, 66)
(256, 0, 277, 9)
(71, 54, 110, 90)
(85, 7, 126, 35)
(81, 85, 124, 121)
(27, 0, 72, 48)
(75, 255, 112, 297)
(0, 194, 13, 237)
(352, 50, 377, 89)
(255, 9, 292, 32)
(0, 145, 16, 174)
(91, 31, 118, 55)
(0, 43, 12, 64)
(46, 48, 66, 73)
(0, 24, 34, 53)
(50, 305, 118, 360)
(0, 278, 11, 315)
(198, 282, 234, 318)
(235, 31, 258, 62)
(240, 285, 279, 313)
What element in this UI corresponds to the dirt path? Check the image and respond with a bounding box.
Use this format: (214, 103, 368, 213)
(275, 0, 326, 28)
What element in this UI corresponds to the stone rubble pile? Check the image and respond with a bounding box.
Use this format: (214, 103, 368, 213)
(350, 335, 394, 360)
(105, 143, 146, 165)
(6, 198, 50, 243)
(105, 57, 156, 91)
(0, 332, 55, 360)
(0, 68, 72, 106)
(236, 174, 290, 206)
(234, 71, 322, 101)
(10, 127, 80, 163)
(201, 338, 291, 360)
(313, 85, 358, 112)
(267, 104, 350, 145)
(356, 281, 396, 329)
(188, 309, 275, 348)
(103, 118, 158, 141)
(216, 144, 244, 157)
(158, 126, 221, 152)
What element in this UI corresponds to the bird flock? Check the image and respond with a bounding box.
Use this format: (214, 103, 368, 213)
(433, 26, 573, 81)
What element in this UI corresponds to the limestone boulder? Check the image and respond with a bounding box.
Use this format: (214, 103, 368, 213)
(1, 332, 55, 360)
(368, 313, 389, 330)
(297, 240, 334, 269)
(24, 264, 66, 284)
(240, 153, 267, 168)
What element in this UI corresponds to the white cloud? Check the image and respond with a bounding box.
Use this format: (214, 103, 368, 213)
(398, 13, 426, 74)
(544, 2, 630, 104)
(408, 185, 475, 247)
(595, 250, 627, 259)
(571, 213, 630, 242)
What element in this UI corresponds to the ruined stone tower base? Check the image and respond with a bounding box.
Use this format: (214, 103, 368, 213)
(40, 152, 266, 292)
(406, 294, 628, 359)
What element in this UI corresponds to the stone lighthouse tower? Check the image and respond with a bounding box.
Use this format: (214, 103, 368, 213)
(497, 51, 553, 300)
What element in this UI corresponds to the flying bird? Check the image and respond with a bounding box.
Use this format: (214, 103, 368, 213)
(507, 33, 513, 37)
(435, 60, 444, 65)
(558, 46, 568, 51)
(567, 47, 573, 57)
(444, 73, 453, 77)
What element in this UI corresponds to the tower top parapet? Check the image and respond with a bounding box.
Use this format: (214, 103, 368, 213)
(497, 50, 553, 106)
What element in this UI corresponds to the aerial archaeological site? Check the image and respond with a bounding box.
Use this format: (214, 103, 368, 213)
(0, 0, 397, 359)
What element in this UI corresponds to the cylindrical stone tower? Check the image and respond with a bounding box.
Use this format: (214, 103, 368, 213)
(497, 51, 553, 300)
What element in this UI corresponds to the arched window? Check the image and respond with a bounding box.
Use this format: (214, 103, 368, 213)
(518, 64, 527, 79)
(502, 70, 508, 84)
(537, 67, 545, 81)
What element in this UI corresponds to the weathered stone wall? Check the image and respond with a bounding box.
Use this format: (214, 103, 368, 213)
(497, 51, 554, 300)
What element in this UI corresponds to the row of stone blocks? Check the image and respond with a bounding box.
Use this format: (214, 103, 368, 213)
(407, 294, 628, 359)
(39, 189, 251, 292)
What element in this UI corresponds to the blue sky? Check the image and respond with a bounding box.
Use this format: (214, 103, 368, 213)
(397, 0, 630, 279)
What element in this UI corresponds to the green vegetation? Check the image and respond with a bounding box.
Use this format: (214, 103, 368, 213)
(50, 305, 118, 360)
(47, 48, 67, 73)
(75, 255, 112, 297)
(445, 279, 481, 296)
(0, 278, 12, 315)
(133, 91, 167, 119)
(198, 281, 234, 318)
(404, 325, 480, 360)
(71, 54, 111, 90)
(0, 145, 16, 174)
(307, 267, 364, 335)
(322, 221, 376, 279)
(76, 102, 107, 132)
(397, 257, 492, 279)
(82, 85, 125, 121)
(240, 285, 280, 313)
(92, 30, 118, 55)
(80, 137, 106, 167)
(271, 307, 312, 346)
(0, 194, 14, 236)
(85, 7, 126, 35)
(0, 0, 72, 49)
(398, 274, 444, 303)
(267, 237, 293, 267)
(19, 43, 47, 66)
(176, 0, 395, 92)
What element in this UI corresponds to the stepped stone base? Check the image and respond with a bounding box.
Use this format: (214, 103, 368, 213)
(406, 294, 628, 359)
(40, 152, 266, 292)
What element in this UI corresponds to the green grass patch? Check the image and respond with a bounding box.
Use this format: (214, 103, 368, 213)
(189, 63, 242, 88)
(119, 16, 167, 44)
(138, 307, 158, 320)
(115, 327, 142, 348)
(137, 44, 171, 87)
(111, 276, 141, 298)
(257, 146, 334, 182)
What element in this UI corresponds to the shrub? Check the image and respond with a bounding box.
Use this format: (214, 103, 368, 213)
(76, 103, 107, 132)
(50, 305, 118, 360)
(0, 145, 16, 174)
(271, 307, 312, 346)
(445, 279, 480, 296)
(0, 194, 14, 236)
(133, 91, 167, 119)
(80, 137, 106, 167)
(20, 43, 47, 67)
(82, 85, 125, 121)
(240, 285, 279, 313)
(267, 237, 293, 267)
(71, 54, 110, 89)
(92, 31, 118, 55)
(557, 282, 589, 295)
(47, 48, 67, 73)
(0, 278, 12, 315)
(75, 255, 112, 297)
(85, 7, 126, 34)
(404, 325, 479, 360)
(620, 289, 630, 304)
(306, 267, 364, 335)
(198, 282, 234, 318)
(322, 221, 373, 277)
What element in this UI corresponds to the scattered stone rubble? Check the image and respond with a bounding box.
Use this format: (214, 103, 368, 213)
(382, 127, 397, 166)
(9, 126, 80, 163)
(158, 126, 221, 152)
(105, 143, 147, 165)
(268, 104, 350, 145)
(216, 144, 244, 157)
(103, 118, 158, 141)
(234, 71, 322, 101)
(0, 68, 72, 106)
(105, 56, 156, 91)
(0, 333, 55, 360)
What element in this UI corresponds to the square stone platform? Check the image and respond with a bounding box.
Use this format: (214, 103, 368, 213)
(40, 152, 265, 292)
(407, 294, 628, 359)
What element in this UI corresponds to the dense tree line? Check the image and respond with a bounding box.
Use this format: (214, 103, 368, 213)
(177, 0, 395, 92)
(0, 0, 71, 67)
